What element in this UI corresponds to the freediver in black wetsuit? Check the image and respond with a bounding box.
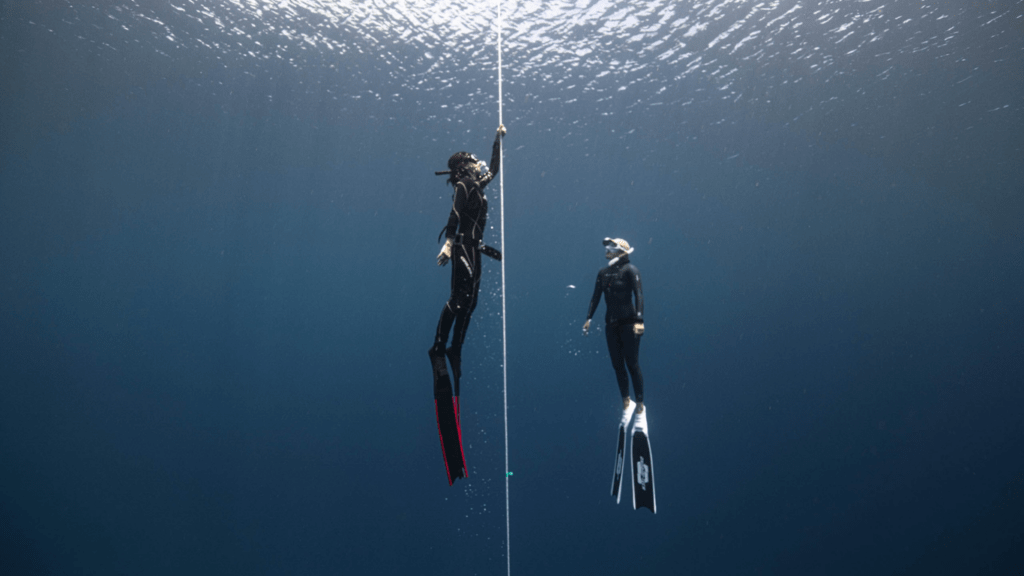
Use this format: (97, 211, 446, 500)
(430, 124, 506, 394)
(584, 237, 646, 414)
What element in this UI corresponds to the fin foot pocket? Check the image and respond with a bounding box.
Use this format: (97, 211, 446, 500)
(445, 346, 462, 395)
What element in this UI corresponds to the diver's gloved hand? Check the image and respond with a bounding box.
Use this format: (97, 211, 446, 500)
(633, 322, 644, 336)
(583, 319, 591, 336)
(497, 124, 506, 136)
(437, 238, 453, 266)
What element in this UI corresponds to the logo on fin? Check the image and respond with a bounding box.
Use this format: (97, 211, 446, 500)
(636, 456, 649, 490)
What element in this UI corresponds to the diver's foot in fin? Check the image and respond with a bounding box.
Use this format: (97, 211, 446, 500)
(445, 346, 462, 391)
(429, 342, 451, 398)
(636, 401, 644, 415)
(622, 399, 636, 426)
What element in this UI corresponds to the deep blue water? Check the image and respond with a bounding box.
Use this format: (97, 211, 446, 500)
(2, 1, 1022, 574)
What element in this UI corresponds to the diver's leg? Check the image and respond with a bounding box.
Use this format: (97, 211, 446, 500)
(447, 246, 476, 393)
(431, 259, 463, 356)
(606, 324, 631, 403)
(432, 302, 457, 356)
(451, 247, 482, 349)
(623, 328, 644, 412)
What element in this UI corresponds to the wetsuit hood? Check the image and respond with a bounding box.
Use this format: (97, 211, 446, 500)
(448, 151, 476, 171)
(604, 237, 634, 266)
(603, 237, 634, 255)
(435, 152, 482, 185)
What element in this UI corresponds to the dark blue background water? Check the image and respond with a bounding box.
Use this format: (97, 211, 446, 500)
(2, 1, 1022, 574)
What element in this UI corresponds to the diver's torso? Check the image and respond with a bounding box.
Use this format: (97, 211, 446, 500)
(598, 262, 640, 324)
(456, 178, 488, 241)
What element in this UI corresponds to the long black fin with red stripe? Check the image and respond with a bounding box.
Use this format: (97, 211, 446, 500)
(431, 347, 466, 485)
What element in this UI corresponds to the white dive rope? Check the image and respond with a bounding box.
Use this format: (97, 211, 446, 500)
(496, 1, 510, 575)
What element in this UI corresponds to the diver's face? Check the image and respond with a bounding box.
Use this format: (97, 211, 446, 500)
(605, 249, 618, 260)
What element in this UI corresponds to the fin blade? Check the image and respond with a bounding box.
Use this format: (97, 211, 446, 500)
(431, 349, 467, 485)
(631, 409, 656, 513)
(611, 401, 637, 502)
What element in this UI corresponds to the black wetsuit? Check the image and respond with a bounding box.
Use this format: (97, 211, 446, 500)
(431, 131, 502, 386)
(587, 256, 645, 403)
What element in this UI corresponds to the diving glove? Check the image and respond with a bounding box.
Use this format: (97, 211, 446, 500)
(437, 238, 453, 266)
(634, 322, 644, 335)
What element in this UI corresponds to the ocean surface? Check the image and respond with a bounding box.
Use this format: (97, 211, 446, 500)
(1, 1, 1022, 574)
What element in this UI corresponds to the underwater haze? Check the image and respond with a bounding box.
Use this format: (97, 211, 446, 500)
(1, 0, 1022, 574)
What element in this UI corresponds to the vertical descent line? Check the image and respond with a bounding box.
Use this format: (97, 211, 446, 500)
(496, 1, 509, 575)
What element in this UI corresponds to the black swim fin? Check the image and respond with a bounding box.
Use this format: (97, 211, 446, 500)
(445, 346, 462, 398)
(431, 347, 466, 485)
(631, 408, 656, 513)
(611, 400, 637, 503)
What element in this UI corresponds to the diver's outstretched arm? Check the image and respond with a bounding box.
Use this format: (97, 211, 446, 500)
(488, 125, 505, 178)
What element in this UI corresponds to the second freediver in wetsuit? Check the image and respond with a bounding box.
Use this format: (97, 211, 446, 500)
(430, 125, 506, 393)
(583, 237, 646, 414)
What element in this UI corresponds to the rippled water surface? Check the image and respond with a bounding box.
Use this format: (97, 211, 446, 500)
(29, 1, 1023, 120)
